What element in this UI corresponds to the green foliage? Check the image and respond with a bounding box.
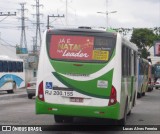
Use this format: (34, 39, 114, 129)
(130, 28, 160, 58)
(141, 48, 150, 59)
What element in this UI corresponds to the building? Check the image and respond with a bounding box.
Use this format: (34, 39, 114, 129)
(148, 46, 160, 64)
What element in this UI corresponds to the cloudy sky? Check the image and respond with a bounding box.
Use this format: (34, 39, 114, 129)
(0, 0, 160, 50)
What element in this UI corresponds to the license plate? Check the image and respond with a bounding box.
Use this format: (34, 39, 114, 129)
(70, 97, 84, 103)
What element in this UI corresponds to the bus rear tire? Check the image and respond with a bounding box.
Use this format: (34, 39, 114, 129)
(28, 94, 33, 99)
(137, 93, 141, 98)
(54, 115, 73, 123)
(148, 87, 153, 92)
(132, 92, 136, 107)
(142, 92, 145, 96)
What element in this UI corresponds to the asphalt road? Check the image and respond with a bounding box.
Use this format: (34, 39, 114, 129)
(0, 88, 160, 133)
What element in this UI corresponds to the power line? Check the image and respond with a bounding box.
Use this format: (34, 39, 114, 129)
(0, 19, 21, 24)
(0, 37, 16, 47)
(0, 12, 16, 22)
(0, 16, 9, 22)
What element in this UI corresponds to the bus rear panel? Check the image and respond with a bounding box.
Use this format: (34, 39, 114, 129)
(36, 29, 135, 122)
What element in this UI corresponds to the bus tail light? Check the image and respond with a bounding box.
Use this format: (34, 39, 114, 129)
(108, 86, 117, 106)
(38, 81, 45, 101)
(27, 83, 30, 87)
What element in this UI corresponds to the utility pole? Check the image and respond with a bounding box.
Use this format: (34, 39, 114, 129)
(32, 37, 36, 53)
(65, 0, 68, 26)
(47, 14, 65, 29)
(106, 0, 108, 28)
(18, 3, 28, 54)
(0, 12, 16, 16)
(97, 0, 117, 29)
(32, 0, 43, 53)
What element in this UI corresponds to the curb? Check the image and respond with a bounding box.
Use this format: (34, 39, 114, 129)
(0, 93, 27, 100)
(0, 87, 27, 100)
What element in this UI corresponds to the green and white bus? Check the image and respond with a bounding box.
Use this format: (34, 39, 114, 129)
(137, 58, 149, 98)
(36, 28, 138, 125)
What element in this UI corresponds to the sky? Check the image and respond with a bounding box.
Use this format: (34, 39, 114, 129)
(0, 0, 160, 51)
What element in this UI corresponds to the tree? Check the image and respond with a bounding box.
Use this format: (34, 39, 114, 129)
(130, 28, 160, 59)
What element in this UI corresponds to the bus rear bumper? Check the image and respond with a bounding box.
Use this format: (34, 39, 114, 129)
(36, 98, 120, 120)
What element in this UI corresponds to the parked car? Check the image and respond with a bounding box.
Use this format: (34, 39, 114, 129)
(26, 77, 37, 99)
(154, 78, 160, 89)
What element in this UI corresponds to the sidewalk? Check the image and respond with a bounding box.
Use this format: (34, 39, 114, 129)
(0, 87, 27, 100)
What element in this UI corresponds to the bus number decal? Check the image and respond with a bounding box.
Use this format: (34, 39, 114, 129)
(53, 90, 73, 97)
(53, 90, 63, 95)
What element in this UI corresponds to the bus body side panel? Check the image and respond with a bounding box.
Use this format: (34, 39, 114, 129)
(111, 34, 125, 120)
(137, 59, 149, 95)
(137, 59, 143, 95)
(0, 60, 25, 91)
(120, 36, 138, 119)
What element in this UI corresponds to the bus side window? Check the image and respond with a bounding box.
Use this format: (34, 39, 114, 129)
(122, 46, 125, 76)
(17, 62, 23, 72)
(122, 45, 128, 76)
(128, 48, 131, 76)
(20, 62, 23, 72)
(3, 61, 8, 72)
(134, 52, 137, 75)
(8, 61, 13, 72)
(0, 61, 3, 72)
(16, 62, 20, 72)
(12, 62, 17, 72)
(139, 60, 143, 75)
(126, 47, 129, 76)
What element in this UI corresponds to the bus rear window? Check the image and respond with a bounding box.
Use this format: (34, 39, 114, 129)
(49, 35, 116, 62)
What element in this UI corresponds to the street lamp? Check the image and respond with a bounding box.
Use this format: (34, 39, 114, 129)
(97, 11, 117, 29)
